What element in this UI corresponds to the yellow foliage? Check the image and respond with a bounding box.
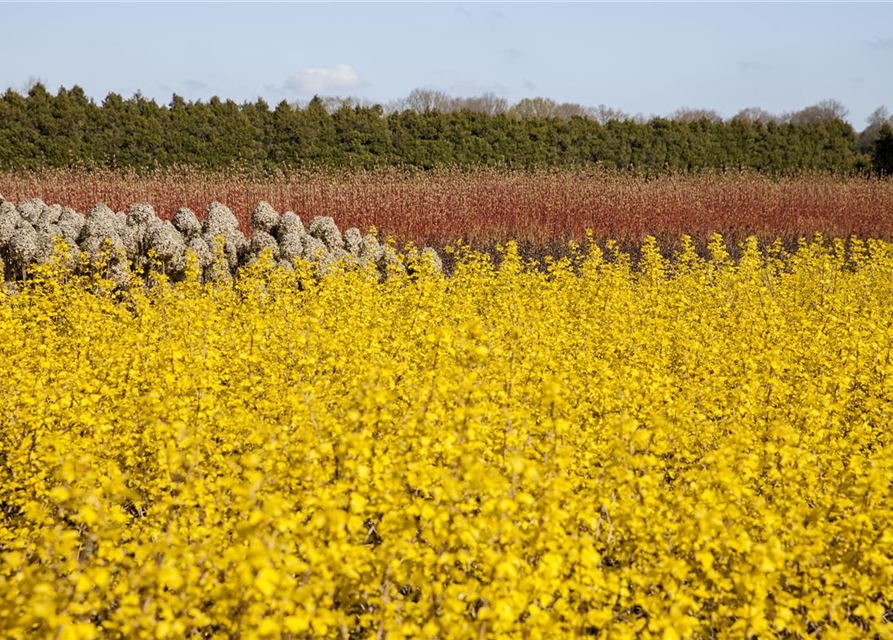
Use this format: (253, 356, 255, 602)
(1, 237, 892, 638)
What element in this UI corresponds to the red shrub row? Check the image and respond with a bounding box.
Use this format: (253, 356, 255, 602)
(2, 167, 892, 252)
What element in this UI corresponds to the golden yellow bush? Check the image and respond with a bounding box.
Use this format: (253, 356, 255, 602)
(1, 237, 892, 639)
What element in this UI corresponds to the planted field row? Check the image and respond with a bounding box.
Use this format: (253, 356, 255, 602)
(2, 168, 893, 254)
(0, 196, 441, 284)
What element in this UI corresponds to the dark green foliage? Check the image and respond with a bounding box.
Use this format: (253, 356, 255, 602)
(872, 124, 893, 176)
(0, 84, 867, 174)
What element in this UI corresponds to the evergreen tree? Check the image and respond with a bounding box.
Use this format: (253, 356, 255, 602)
(873, 124, 893, 176)
(0, 85, 870, 174)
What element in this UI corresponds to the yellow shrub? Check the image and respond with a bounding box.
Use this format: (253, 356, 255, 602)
(1, 237, 892, 639)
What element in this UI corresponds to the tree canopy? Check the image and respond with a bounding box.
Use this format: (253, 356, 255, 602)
(0, 84, 878, 174)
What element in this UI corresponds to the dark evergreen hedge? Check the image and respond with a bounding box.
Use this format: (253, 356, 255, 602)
(0, 85, 869, 174)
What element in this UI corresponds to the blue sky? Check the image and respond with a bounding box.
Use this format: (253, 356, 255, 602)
(2, 2, 892, 126)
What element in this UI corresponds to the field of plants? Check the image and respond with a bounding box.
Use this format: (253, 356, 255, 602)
(6, 0, 893, 636)
(1, 234, 893, 638)
(3, 168, 893, 256)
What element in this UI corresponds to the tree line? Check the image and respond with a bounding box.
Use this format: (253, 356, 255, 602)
(1, 83, 891, 175)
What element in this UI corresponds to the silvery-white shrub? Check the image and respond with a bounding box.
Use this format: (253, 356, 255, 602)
(249, 230, 280, 261)
(275, 211, 304, 239)
(361, 234, 381, 258)
(33, 231, 58, 265)
(204, 258, 233, 283)
(0, 197, 440, 284)
(0, 202, 20, 248)
(114, 211, 129, 235)
(185, 236, 213, 271)
(147, 221, 187, 274)
(375, 245, 404, 276)
(41, 233, 79, 270)
(57, 207, 85, 243)
(82, 204, 122, 243)
(202, 230, 244, 273)
(317, 247, 351, 276)
(343, 228, 362, 254)
(172, 207, 201, 238)
(301, 235, 327, 261)
(228, 232, 248, 270)
(106, 259, 131, 286)
(251, 201, 279, 234)
(16, 198, 46, 224)
(80, 235, 125, 264)
(34, 204, 62, 232)
(65, 243, 81, 269)
(278, 233, 304, 262)
(117, 219, 140, 255)
(308, 216, 343, 252)
(123, 204, 153, 254)
(202, 202, 244, 272)
(126, 202, 156, 228)
(203, 202, 240, 238)
(7, 224, 39, 274)
(146, 214, 164, 235)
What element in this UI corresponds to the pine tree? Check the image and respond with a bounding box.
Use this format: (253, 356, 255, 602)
(872, 124, 893, 176)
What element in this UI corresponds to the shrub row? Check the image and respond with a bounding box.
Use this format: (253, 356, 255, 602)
(0, 195, 441, 284)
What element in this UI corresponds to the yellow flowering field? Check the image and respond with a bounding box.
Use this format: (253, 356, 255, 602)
(1, 236, 892, 639)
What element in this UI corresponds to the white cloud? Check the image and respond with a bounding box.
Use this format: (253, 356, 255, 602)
(283, 64, 364, 95)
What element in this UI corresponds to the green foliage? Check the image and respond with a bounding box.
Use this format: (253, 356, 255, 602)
(0, 84, 865, 174)
(872, 124, 893, 176)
